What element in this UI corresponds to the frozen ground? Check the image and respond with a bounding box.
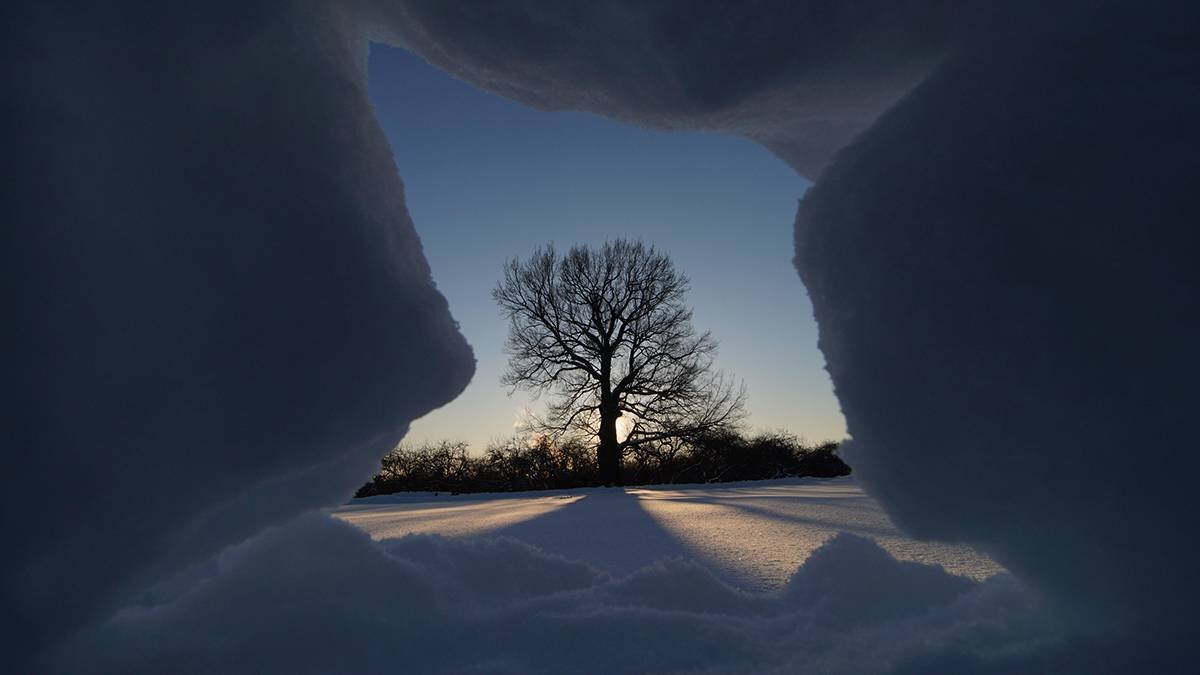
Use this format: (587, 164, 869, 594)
(335, 477, 1001, 590)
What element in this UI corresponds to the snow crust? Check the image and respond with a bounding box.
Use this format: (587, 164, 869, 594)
(7, 1, 1197, 672)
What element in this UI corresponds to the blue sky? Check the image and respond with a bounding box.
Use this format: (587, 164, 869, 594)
(368, 44, 845, 450)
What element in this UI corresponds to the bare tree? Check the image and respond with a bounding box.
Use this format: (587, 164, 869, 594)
(494, 239, 745, 485)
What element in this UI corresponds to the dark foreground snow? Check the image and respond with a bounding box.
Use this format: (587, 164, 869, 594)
(60, 508, 1051, 675)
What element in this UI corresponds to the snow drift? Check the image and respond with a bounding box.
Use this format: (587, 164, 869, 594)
(6, 0, 1197, 672)
(795, 3, 1200, 630)
(5, 2, 474, 664)
(56, 515, 1054, 675)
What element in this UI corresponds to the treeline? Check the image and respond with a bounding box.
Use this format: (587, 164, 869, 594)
(354, 431, 849, 497)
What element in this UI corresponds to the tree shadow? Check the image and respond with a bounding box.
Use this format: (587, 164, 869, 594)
(481, 488, 759, 587)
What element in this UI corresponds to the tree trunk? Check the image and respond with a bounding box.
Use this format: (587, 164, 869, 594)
(597, 402, 622, 486)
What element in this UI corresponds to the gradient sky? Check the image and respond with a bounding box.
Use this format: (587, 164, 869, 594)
(368, 44, 846, 451)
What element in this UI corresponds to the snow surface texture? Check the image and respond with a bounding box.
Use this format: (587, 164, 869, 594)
(59, 514, 1058, 675)
(7, 0, 1197, 672)
(337, 478, 1003, 590)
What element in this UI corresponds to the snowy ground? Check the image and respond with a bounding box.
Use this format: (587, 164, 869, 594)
(62, 478, 1043, 673)
(335, 477, 1001, 591)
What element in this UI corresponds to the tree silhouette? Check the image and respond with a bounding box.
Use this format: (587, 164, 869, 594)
(494, 239, 745, 485)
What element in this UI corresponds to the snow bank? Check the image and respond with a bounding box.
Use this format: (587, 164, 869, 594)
(7, 0, 1197, 671)
(795, 2, 1200, 631)
(6, 3, 473, 665)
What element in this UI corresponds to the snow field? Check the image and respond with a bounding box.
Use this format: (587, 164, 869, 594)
(335, 477, 1003, 591)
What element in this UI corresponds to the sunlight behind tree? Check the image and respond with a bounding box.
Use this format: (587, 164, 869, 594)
(494, 239, 745, 485)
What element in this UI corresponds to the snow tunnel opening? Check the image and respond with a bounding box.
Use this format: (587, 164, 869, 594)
(362, 43, 847, 465)
(21, 5, 1196, 670)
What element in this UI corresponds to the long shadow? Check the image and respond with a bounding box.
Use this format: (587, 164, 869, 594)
(638, 482, 869, 506)
(646, 491, 881, 513)
(649, 494, 903, 540)
(343, 487, 583, 511)
(481, 488, 755, 587)
(338, 495, 570, 515)
(634, 480, 878, 511)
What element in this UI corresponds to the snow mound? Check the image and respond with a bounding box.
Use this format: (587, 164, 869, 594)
(795, 2, 1200, 630)
(57, 514, 1053, 675)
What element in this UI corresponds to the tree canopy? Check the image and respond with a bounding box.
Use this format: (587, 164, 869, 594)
(494, 239, 745, 485)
